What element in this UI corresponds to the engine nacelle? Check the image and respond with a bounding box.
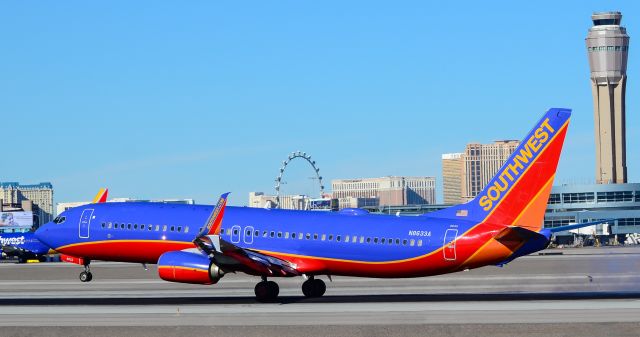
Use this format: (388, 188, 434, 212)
(157, 250, 224, 285)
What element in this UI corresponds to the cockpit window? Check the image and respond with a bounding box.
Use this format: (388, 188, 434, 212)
(53, 216, 66, 224)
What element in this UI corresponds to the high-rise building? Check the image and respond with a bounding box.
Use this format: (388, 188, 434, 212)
(586, 11, 629, 184)
(442, 153, 464, 204)
(0, 182, 53, 226)
(461, 140, 519, 201)
(331, 176, 436, 207)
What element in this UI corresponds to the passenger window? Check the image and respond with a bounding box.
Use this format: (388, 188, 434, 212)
(107, 222, 112, 229)
(140, 224, 145, 231)
(277, 231, 282, 238)
(366, 237, 371, 243)
(380, 238, 385, 244)
(134, 224, 138, 229)
(292, 232, 297, 239)
(234, 229, 239, 235)
(299, 232, 303, 240)
(226, 228, 232, 235)
(255, 230, 259, 236)
(321, 234, 326, 241)
(345, 235, 349, 242)
(395, 239, 400, 245)
(127, 223, 132, 229)
(148, 224, 152, 231)
(360, 236, 365, 243)
(170, 226, 175, 232)
(353, 236, 358, 243)
(221, 228, 225, 233)
(178, 226, 182, 232)
(263, 231, 268, 237)
(101, 223, 106, 228)
(374, 238, 379, 243)
(155, 225, 160, 231)
(313, 234, 318, 240)
(270, 231, 275, 238)
(285, 232, 289, 239)
(336, 235, 341, 242)
(403, 239, 408, 245)
(306, 233, 311, 240)
(163, 225, 167, 232)
(246, 229, 251, 236)
(417, 240, 423, 247)
(328, 235, 333, 241)
(185, 226, 189, 233)
(410, 239, 415, 246)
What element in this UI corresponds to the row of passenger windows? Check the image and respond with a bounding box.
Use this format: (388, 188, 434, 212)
(221, 227, 424, 247)
(100, 222, 190, 233)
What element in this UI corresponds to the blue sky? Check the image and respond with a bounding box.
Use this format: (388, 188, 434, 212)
(1, 1, 638, 206)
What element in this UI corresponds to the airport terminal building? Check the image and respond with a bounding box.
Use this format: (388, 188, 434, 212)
(545, 183, 640, 238)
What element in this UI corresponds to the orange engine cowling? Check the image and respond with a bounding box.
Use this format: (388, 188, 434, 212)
(157, 250, 224, 285)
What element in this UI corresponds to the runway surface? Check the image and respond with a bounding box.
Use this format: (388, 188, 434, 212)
(1, 246, 639, 336)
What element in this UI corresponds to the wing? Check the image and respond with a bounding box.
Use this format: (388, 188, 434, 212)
(193, 193, 302, 277)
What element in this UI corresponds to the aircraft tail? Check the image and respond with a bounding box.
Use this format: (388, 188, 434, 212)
(428, 108, 571, 231)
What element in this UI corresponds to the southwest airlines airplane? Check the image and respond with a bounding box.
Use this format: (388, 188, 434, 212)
(36, 108, 593, 301)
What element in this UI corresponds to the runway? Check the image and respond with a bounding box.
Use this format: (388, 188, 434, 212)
(1, 246, 639, 336)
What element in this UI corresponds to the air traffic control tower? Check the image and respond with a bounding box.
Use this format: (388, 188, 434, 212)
(586, 11, 630, 184)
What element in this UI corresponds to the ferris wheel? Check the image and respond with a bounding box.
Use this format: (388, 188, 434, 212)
(275, 151, 325, 209)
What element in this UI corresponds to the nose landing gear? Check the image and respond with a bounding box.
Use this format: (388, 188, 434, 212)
(79, 262, 93, 282)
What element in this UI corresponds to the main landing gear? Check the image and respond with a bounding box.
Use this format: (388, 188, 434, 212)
(79, 262, 93, 282)
(254, 276, 279, 302)
(302, 276, 326, 298)
(253, 276, 327, 302)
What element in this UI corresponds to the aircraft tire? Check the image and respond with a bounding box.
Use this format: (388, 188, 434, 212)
(312, 279, 326, 297)
(79, 271, 92, 282)
(255, 281, 278, 302)
(266, 281, 279, 298)
(302, 278, 325, 298)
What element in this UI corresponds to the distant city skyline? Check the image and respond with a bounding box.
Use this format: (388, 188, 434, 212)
(1, 2, 638, 205)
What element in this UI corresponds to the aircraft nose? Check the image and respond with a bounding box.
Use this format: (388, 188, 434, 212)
(34, 223, 52, 246)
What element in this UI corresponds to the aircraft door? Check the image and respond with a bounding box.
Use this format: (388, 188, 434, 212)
(231, 225, 241, 243)
(79, 209, 94, 239)
(443, 228, 458, 261)
(243, 226, 254, 244)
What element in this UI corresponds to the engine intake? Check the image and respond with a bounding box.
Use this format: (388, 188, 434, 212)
(158, 250, 224, 285)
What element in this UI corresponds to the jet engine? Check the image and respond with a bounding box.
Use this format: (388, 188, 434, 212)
(157, 250, 224, 285)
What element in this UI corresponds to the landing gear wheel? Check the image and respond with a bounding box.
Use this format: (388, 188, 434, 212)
(302, 278, 326, 298)
(79, 271, 93, 282)
(254, 280, 279, 302)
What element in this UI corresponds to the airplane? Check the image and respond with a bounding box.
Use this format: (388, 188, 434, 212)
(0, 232, 51, 263)
(36, 108, 596, 301)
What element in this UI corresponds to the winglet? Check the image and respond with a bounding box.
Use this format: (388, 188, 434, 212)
(197, 192, 230, 238)
(92, 188, 109, 203)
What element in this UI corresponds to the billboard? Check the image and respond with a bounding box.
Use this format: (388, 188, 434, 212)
(0, 212, 34, 229)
